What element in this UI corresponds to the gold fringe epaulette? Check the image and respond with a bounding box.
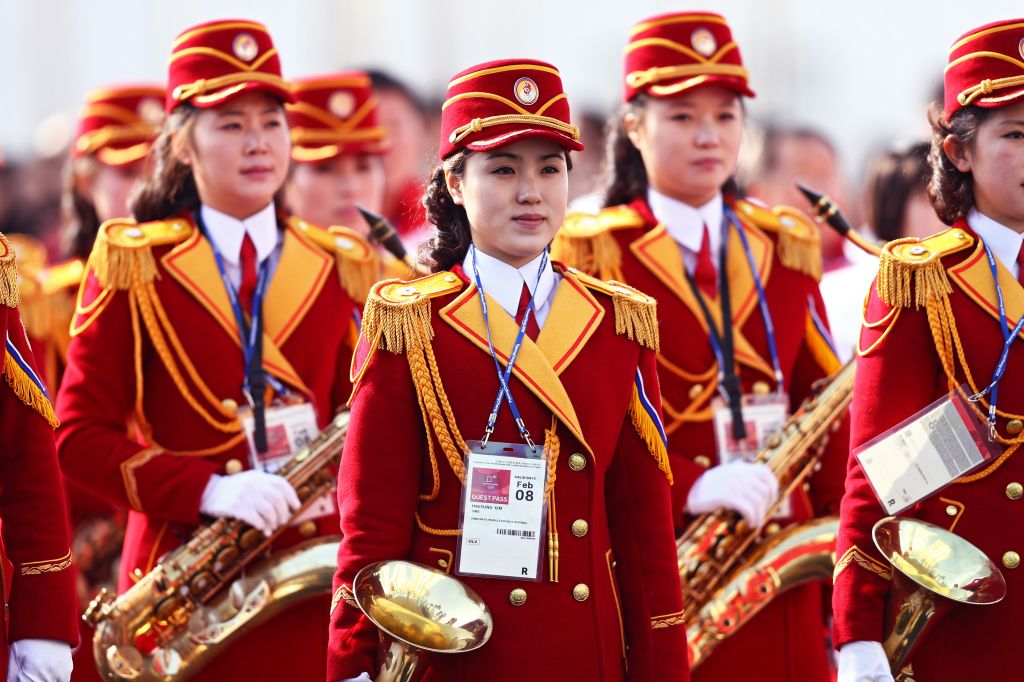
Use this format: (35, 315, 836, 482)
(91, 217, 192, 290)
(876, 228, 974, 309)
(551, 205, 645, 281)
(361, 271, 463, 354)
(291, 218, 381, 304)
(0, 232, 21, 308)
(734, 199, 823, 281)
(565, 268, 660, 352)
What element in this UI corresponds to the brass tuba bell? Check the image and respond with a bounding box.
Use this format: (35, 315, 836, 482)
(353, 560, 493, 682)
(873, 517, 1006, 680)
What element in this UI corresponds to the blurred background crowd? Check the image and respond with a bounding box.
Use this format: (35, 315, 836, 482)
(1, 0, 1020, 362)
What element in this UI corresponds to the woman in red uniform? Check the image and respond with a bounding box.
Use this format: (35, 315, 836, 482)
(1, 233, 78, 681)
(834, 18, 1024, 681)
(327, 59, 687, 682)
(553, 11, 848, 681)
(56, 19, 376, 681)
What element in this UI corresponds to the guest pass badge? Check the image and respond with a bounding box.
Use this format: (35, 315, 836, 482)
(457, 440, 547, 582)
(712, 393, 791, 517)
(239, 401, 318, 474)
(855, 388, 998, 514)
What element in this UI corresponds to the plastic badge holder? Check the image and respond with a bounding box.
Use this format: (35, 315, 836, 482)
(455, 440, 548, 582)
(855, 387, 1000, 515)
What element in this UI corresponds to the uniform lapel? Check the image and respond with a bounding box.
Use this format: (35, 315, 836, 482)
(948, 237, 1024, 338)
(161, 223, 310, 396)
(439, 267, 594, 458)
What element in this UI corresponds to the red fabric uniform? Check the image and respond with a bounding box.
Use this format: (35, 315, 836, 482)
(554, 197, 848, 681)
(833, 222, 1024, 678)
(327, 266, 687, 681)
(0, 234, 78, 672)
(56, 214, 374, 680)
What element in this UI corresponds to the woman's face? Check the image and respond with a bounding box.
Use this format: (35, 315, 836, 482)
(947, 99, 1024, 233)
(447, 137, 568, 268)
(286, 153, 386, 230)
(178, 91, 290, 219)
(626, 85, 743, 207)
(79, 160, 145, 223)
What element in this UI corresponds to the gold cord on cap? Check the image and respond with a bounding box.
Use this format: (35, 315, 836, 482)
(448, 114, 580, 146)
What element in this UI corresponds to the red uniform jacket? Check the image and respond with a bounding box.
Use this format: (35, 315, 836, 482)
(0, 233, 78, 671)
(554, 197, 849, 682)
(327, 265, 687, 682)
(56, 213, 375, 681)
(834, 222, 1024, 679)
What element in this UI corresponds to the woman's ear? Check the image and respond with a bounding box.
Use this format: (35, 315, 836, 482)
(623, 110, 642, 149)
(445, 168, 464, 206)
(942, 134, 972, 173)
(172, 133, 192, 167)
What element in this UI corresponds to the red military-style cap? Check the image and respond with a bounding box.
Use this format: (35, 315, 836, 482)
(439, 59, 583, 160)
(73, 84, 165, 166)
(166, 18, 294, 113)
(623, 11, 755, 102)
(288, 71, 390, 162)
(945, 18, 1024, 116)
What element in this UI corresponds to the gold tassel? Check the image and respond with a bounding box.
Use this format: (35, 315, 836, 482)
(92, 232, 158, 291)
(628, 385, 672, 484)
(361, 292, 435, 354)
(551, 230, 624, 281)
(544, 424, 560, 583)
(775, 230, 823, 281)
(876, 245, 952, 310)
(612, 293, 660, 352)
(3, 352, 58, 428)
(0, 251, 19, 308)
(336, 249, 381, 305)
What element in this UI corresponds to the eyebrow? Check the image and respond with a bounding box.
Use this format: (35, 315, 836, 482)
(997, 119, 1024, 126)
(486, 152, 519, 160)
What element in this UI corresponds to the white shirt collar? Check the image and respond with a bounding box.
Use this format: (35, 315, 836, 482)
(968, 208, 1024, 276)
(648, 187, 724, 256)
(200, 202, 279, 266)
(462, 247, 557, 321)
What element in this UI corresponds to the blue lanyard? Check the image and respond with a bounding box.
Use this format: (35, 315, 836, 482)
(470, 245, 547, 451)
(726, 206, 786, 393)
(197, 213, 286, 399)
(968, 241, 1024, 438)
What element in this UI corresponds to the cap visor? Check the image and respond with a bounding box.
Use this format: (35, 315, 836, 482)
(190, 81, 296, 109)
(648, 74, 755, 99)
(465, 128, 584, 153)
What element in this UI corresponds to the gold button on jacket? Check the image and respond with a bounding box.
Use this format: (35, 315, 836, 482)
(225, 458, 244, 475)
(572, 583, 590, 602)
(1007, 482, 1023, 501)
(571, 519, 589, 537)
(509, 588, 527, 606)
(1003, 551, 1020, 569)
(568, 454, 587, 471)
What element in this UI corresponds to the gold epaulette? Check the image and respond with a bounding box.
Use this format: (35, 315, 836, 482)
(361, 271, 463, 354)
(552, 205, 645, 281)
(566, 268, 659, 352)
(734, 199, 823, 281)
(91, 217, 192, 290)
(290, 218, 381, 304)
(876, 227, 974, 310)
(0, 232, 20, 308)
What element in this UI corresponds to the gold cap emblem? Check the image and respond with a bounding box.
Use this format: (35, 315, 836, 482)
(691, 28, 717, 57)
(514, 77, 539, 106)
(328, 91, 356, 119)
(137, 98, 165, 127)
(232, 32, 259, 62)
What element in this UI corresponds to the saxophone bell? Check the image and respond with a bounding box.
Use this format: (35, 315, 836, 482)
(873, 517, 1006, 679)
(353, 560, 493, 682)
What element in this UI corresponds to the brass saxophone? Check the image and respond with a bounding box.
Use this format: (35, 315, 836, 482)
(680, 361, 855, 668)
(83, 411, 349, 681)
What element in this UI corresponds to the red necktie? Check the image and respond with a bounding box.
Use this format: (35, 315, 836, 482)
(1017, 242, 1024, 287)
(694, 224, 717, 298)
(239, 233, 258, 315)
(515, 283, 541, 341)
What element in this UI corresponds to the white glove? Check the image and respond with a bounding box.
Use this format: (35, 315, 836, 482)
(199, 471, 300, 536)
(7, 639, 73, 682)
(837, 641, 894, 682)
(685, 460, 779, 526)
(338, 675, 372, 682)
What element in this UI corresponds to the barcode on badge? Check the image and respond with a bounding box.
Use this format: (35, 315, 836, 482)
(496, 528, 536, 539)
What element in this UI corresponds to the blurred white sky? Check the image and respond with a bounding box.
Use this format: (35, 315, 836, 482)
(3, 0, 1023, 183)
